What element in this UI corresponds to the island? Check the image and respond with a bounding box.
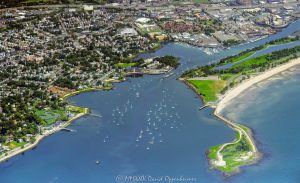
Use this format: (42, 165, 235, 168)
(180, 36, 300, 175)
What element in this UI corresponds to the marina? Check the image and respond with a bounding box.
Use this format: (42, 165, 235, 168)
(0, 20, 299, 183)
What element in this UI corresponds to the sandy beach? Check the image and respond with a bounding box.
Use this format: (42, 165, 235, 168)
(215, 57, 300, 114)
(0, 112, 87, 163)
(210, 57, 300, 168)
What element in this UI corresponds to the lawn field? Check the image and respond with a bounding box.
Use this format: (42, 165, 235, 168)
(6, 141, 26, 149)
(219, 134, 253, 172)
(34, 109, 67, 125)
(188, 80, 227, 103)
(207, 144, 222, 160)
(114, 62, 137, 68)
(233, 55, 268, 69)
(66, 105, 88, 114)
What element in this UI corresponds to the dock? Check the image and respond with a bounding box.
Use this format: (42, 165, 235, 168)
(199, 105, 208, 110)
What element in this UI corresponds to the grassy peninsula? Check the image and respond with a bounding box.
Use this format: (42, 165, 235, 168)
(182, 36, 300, 104)
(181, 36, 300, 175)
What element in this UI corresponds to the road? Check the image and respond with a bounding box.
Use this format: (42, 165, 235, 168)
(212, 113, 257, 167)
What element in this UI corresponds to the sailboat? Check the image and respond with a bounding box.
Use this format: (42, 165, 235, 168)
(149, 136, 155, 144)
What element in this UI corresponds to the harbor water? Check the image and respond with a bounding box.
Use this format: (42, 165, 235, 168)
(0, 20, 299, 183)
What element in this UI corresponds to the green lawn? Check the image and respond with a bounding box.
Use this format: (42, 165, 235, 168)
(220, 73, 236, 80)
(34, 109, 67, 125)
(66, 105, 88, 114)
(231, 51, 255, 63)
(188, 80, 227, 103)
(193, 0, 210, 3)
(219, 134, 253, 172)
(114, 62, 137, 68)
(208, 128, 255, 173)
(6, 141, 26, 149)
(207, 144, 222, 160)
(233, 55, 268, 69)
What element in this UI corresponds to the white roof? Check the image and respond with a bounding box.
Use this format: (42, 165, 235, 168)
(136, 18, 151, 23)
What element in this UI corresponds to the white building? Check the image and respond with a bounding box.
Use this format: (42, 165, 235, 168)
(83, 5, 94, 11)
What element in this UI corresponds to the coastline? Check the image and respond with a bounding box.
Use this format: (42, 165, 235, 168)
(0, 84, 93, 163)
(0, 110, 88, 163)
(209, 57, 300, 174)
(215, 57, 300, 114)
(0, 68, 169, 163)
(181, 57, 300, 174)
(60, 86, 113, 100)
(179, 78, 208, 106)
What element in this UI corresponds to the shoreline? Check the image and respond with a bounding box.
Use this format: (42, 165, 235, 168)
(60, 86, 113, 100)
(215, 57, 300, 114)
(181, 57, 300, 174)
(0, 84, 94, 163)
(0, 110, 88, 163)
(0, 69, 169, 163)
(209, 57, 300, 174)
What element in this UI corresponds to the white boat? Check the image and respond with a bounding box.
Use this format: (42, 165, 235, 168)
(163, 72, 174, 78)
(96, 160, 100, 165)
(149, 137, 155, 144)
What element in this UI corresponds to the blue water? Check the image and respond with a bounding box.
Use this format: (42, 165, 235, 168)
(215, 41, 300, 70)
(221, 66, 300, 183)
(0, 20, 299, 183)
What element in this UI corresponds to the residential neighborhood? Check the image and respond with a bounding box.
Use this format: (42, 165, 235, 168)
(0, 0, 299, 162)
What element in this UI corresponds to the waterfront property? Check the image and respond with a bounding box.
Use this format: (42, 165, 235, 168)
(1, 20, 300, 181)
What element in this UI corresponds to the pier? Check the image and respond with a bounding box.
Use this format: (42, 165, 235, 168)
(199, 105, 208, 110)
